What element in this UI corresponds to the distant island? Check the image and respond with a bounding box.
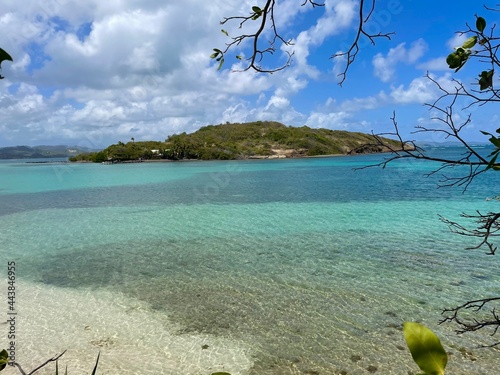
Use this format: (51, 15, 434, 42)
(69, 121, 409, 163)
(0, 145, 97, 159)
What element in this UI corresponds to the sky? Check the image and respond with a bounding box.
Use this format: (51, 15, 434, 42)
(0, 0, 499, 148)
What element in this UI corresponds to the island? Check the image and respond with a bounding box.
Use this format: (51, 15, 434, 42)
(69, 121, 408, 163)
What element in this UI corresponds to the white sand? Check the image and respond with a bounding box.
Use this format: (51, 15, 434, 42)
(1, 280, 252, 375)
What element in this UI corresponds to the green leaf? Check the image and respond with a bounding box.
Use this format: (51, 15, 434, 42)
(479, 70, 494, 90)
(210, 52, 219, 59)
(486, 152, 499, 170)
(252, 6, 262, 13)
(446, 51, 468, 71)
(236, 55, 242, 60)
(221, 29, 229, 37)
(476, 16, 486, 33)
(217, 57, 225, 71)
(446, 52, 462, 69)
(0, 349, 8, 371)
(403, 322, 447, 375)
(488, 136, 500, 149)
(462, 36, 477, 49)
(0, 48, 13, 64)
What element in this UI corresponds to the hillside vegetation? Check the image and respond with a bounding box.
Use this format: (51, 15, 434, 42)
(0, 145, 95, 159)
(70, 121, 404, 162)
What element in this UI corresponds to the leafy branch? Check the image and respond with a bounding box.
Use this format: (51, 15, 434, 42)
(212, 0, 394, 84)
(212, 0, 304, 73)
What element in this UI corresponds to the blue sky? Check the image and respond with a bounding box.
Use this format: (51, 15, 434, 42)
(0, 0, 498, 148)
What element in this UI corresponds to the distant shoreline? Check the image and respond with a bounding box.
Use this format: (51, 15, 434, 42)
(1, 150, 394, 164)
(71, 152, 378, 164)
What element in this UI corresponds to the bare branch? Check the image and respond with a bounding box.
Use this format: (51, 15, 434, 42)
(357, 111, 491, 190)
(440, 298, 500, 347)
(301, 0, 325, 7)
(12, 351, 66, 375)
(333, 0, 394, 86)
(440, 211, 500, 255)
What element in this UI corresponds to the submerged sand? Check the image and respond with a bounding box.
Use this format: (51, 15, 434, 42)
(2, 279, 252, 375)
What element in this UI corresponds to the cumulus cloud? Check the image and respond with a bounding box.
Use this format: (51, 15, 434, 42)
(286, 0, 357, 73)
(447, 33, 468, 50)
(0, 0, 281, 146)
(390, 73, 457, 104)
(417, 57, 449, 71)
(305, 111, 352, 129)
(373, 39, 428, 82)
(0, 1, 488, 147)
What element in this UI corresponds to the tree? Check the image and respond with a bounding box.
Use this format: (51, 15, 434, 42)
(215, 3, 500, 347)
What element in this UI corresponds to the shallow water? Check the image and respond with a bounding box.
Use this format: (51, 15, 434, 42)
(0, 150, 499, 374)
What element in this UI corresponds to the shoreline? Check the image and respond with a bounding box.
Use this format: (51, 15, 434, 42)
(70, 151, 390, 165)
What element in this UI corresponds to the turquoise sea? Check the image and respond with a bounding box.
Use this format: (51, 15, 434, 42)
(0, 148, 499, 374)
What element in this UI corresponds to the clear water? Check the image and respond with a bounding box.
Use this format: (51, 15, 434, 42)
(0, 149, 499, 374)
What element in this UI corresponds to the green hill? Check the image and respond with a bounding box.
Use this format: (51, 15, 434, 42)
(0, 145, 97, 159)
(70, 121, 406, 162)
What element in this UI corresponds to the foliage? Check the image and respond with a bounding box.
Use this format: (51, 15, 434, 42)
(403, 322, 448, 375)
(69, 141, 165, 162)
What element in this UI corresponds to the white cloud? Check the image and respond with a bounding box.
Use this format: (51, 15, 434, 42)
(417, 57, 449, 71)
(306, 111, 352, 129)
(286, 0, 357, 73)
(389, 73, 458, 104)
(447, 33, 468, 50)
(0, 0, 283, 146)
(0, 1, 489, 147)
(373, 39, 427, 82)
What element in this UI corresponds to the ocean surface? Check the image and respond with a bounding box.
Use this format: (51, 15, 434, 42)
(0, 148, 499, 374)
